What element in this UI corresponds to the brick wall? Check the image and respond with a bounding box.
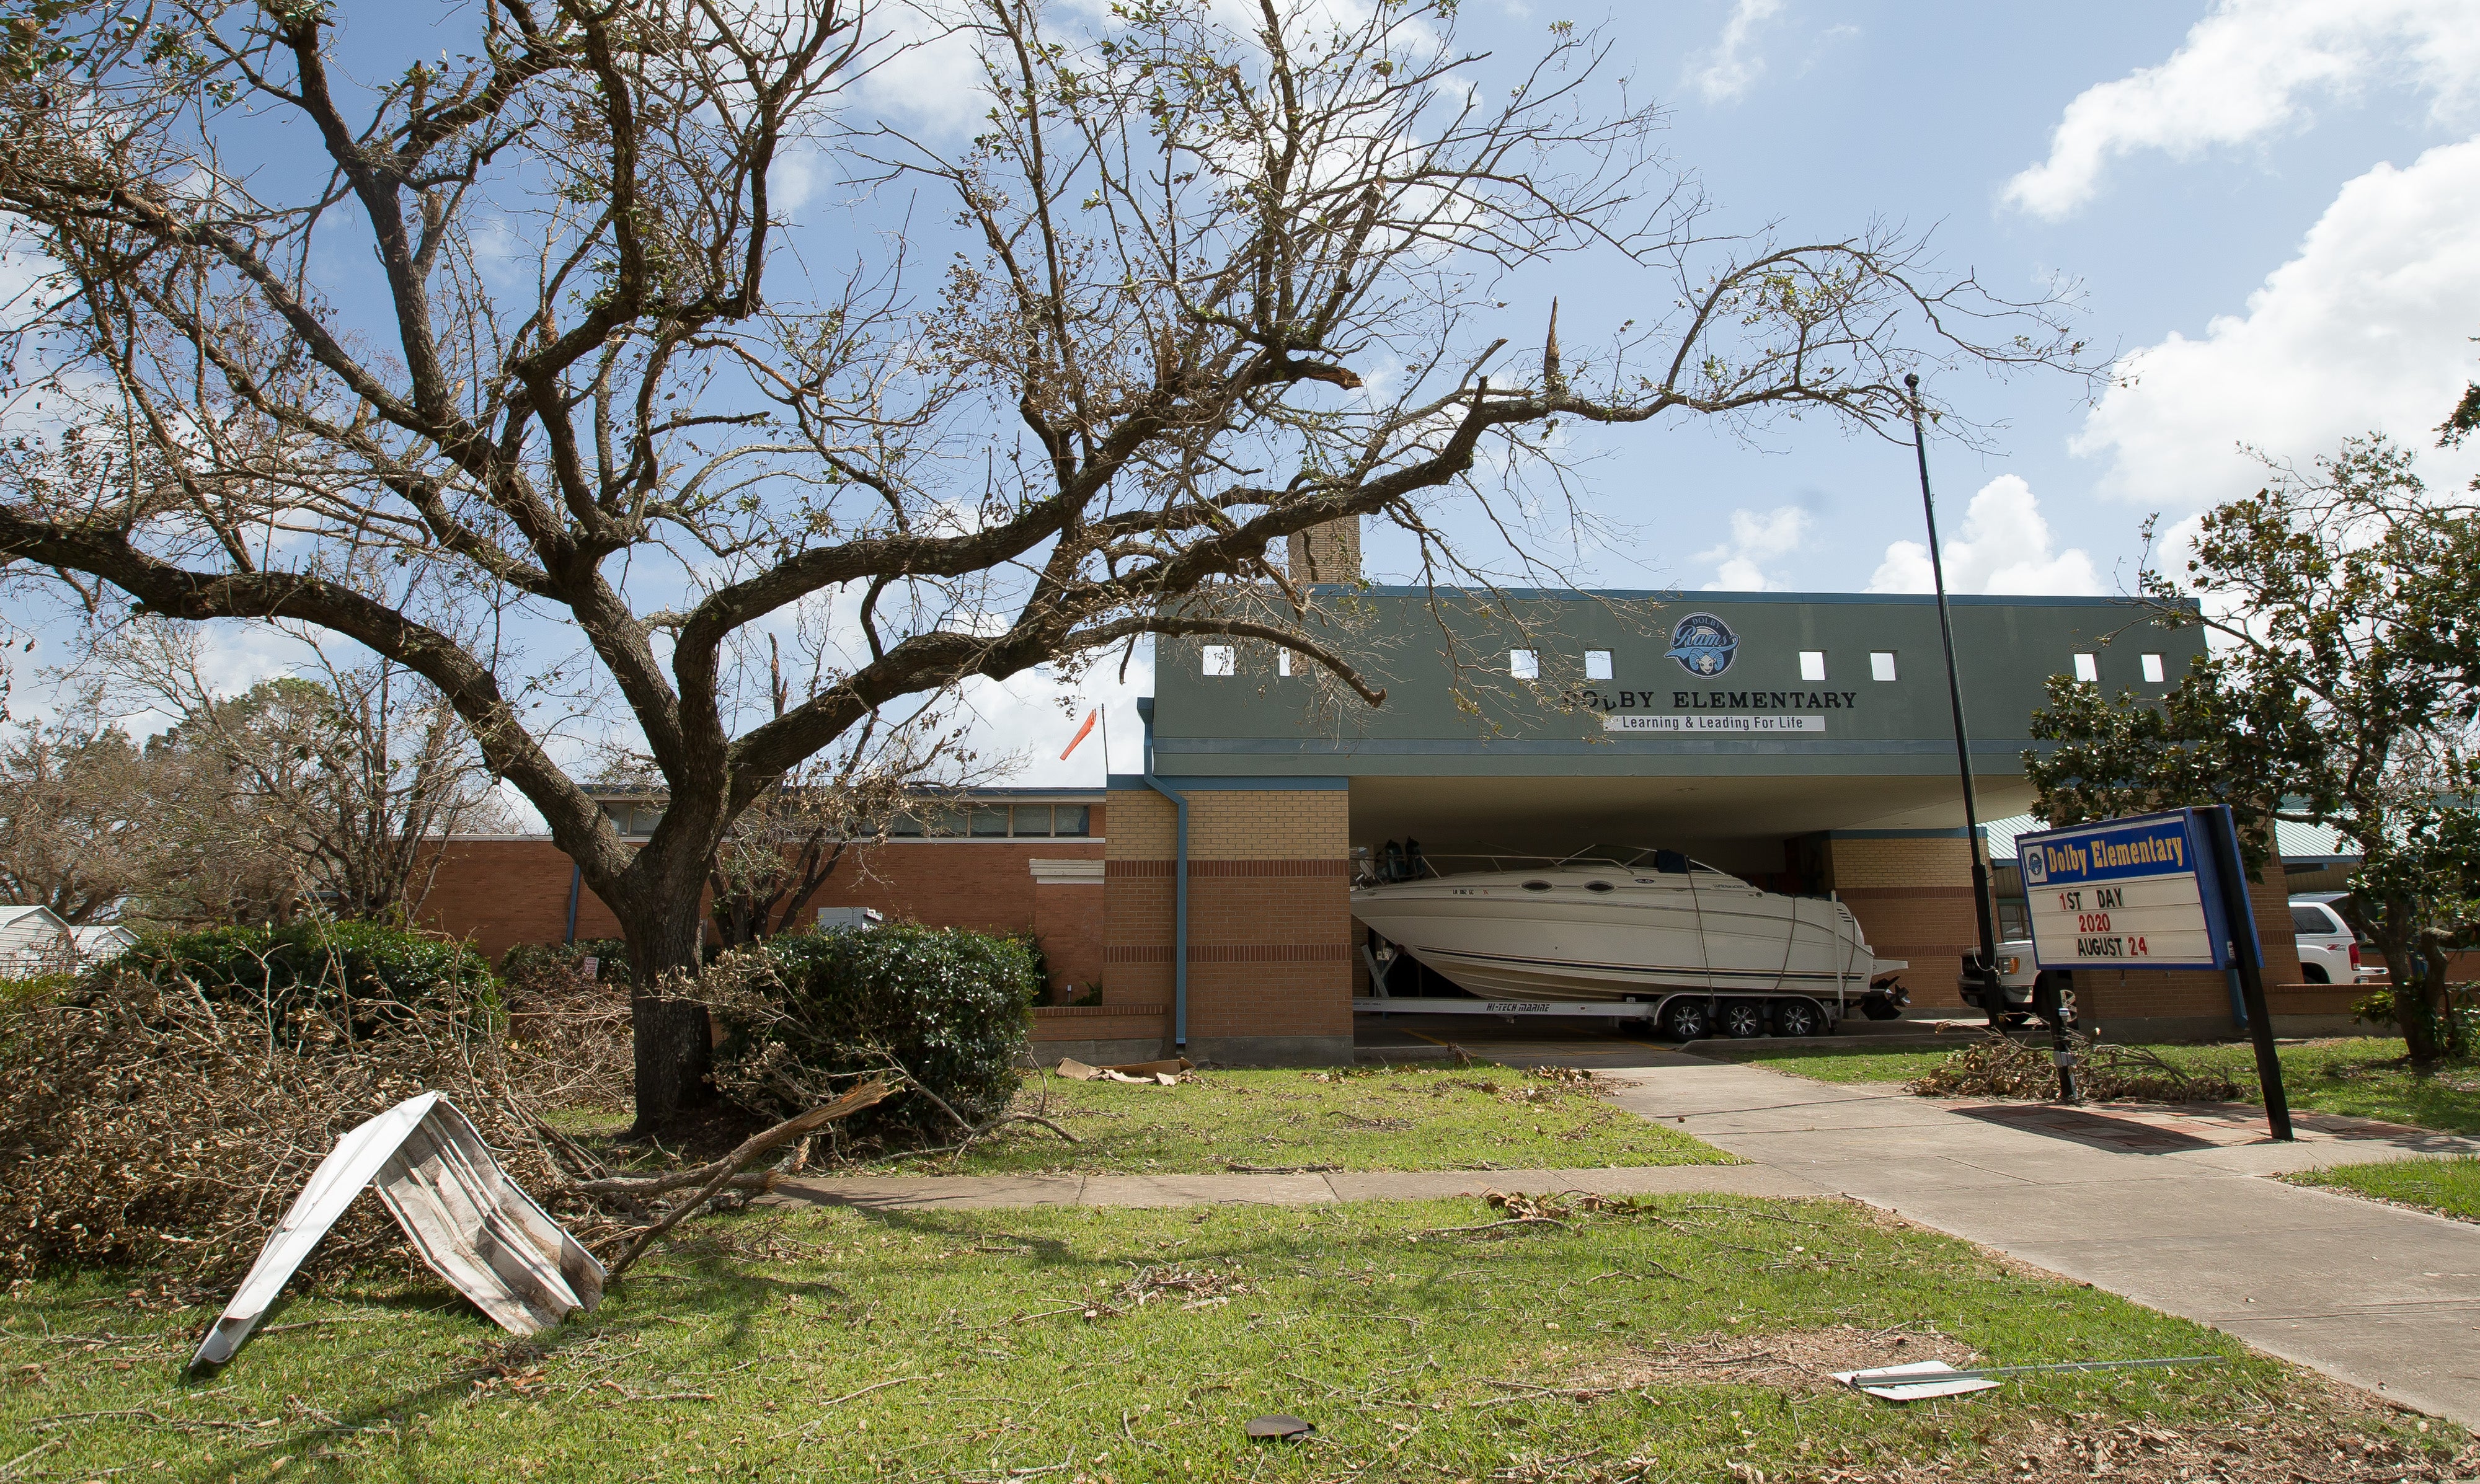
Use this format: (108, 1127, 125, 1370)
(418, 819, 1105, 992)
(1104, 786, 1353, 1044)
(1824, 836, 1978, 1008)
(417, 839, 624, 961)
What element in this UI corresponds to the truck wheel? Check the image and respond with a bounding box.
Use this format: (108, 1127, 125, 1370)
(1719, 999, 1768, 1038)
(1773, 998, 1826, 1038)
(1660, 998, 1711, 1041)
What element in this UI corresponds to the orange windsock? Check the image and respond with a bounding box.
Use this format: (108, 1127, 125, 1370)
(1060, 708, 1099, 759)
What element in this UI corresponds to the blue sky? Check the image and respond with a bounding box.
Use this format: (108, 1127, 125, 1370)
(11, 0, 2480, 798)
(1388, 0, 2480, 600)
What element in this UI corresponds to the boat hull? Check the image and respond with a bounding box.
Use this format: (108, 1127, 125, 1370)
(1350, 866, 1903, 1005)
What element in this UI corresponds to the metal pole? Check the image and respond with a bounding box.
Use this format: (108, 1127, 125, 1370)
(1906, 375, 2006, 1030)
(2201, 805, 2292, 1141)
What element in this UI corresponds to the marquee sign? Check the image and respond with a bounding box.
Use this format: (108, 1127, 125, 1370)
(2017, 808, 2249, 971)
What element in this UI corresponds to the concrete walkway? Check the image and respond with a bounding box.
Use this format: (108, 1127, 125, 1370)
(764, 1045, 2480, 1428)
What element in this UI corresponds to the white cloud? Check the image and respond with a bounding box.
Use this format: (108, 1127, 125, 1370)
(1865, 475, 2101, 596)
(1696, 504, 1809, 590)
(1689, 0, 1786, 104)
(2073, 138, 2480, 513)
(2004, 0, 2480, 219)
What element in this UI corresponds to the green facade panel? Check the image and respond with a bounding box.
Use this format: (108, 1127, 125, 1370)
(1153, 589, 2202, 782)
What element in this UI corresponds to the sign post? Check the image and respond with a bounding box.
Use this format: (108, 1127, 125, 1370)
(2016, 806, 2292, 1141)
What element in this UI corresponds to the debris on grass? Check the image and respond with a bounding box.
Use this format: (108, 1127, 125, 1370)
(1056, 1058, 1194, 1085)
(1242, 1413, 1315, 1441)
(193, 1093, 606, 1369)
(1908, 1031, 2241, 1102)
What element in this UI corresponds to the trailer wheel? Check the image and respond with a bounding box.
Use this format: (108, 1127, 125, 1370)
(1772, 997, 1827, 1038)
(1660, 998, 1711, 1041)
(1719, 999, 1769, 1038)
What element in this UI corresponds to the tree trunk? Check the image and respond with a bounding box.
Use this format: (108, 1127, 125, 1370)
(2368, 924, 2441, 1065)
(621, 874, 717, 1136)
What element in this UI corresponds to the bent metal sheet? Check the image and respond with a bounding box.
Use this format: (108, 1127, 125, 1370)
(2016, 808, 2235, 972)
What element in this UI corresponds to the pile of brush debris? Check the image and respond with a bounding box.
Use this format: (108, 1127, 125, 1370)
(1908, 1030, 2241, 1103)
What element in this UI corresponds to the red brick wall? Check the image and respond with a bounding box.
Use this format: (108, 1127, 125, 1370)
(418, 839, 624, 961)
(418, 821, 1105, 992)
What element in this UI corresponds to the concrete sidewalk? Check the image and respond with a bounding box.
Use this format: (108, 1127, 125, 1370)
(763, 1045, 2480, 1427)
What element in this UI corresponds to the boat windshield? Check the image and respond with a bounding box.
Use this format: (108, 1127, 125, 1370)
(1561, 846, 1727, 875)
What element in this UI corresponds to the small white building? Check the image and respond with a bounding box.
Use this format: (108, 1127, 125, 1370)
(0, 905, 76, 978)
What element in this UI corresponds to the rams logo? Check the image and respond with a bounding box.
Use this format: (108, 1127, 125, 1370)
(1664, 612, 1738, 677)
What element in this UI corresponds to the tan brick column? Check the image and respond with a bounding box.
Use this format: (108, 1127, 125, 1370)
(1103, 784, 1354, 1066)
(1820, 834, 1980, 1010)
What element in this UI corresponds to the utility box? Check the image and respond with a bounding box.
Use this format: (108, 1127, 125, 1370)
(815, 907, 885, 932)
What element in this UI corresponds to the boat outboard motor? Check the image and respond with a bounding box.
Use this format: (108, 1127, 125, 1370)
(1381, 839, 1407, 883)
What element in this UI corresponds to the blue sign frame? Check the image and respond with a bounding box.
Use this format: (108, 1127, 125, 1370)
(2015, 807, 2258, 973)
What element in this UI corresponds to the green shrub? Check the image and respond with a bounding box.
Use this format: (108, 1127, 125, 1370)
(711, 924, 1037, 1139)
(100, 921, 497, 1041)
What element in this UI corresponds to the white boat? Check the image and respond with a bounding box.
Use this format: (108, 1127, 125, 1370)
(1349, 845, 1906, 1009)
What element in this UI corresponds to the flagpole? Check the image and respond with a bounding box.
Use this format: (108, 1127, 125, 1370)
(1100, 703, 1111, 780)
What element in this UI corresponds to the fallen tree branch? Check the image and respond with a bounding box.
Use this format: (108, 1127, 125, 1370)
(605, 1079, 895, 1277)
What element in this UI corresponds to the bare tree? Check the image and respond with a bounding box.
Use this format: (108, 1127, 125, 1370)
(0, 704, 160, 923)
(0, 0, 2091, 1128)
(86, 622, 510, 924)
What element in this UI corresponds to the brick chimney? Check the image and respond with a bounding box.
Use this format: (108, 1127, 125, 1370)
(1286, 517, 1362, 583)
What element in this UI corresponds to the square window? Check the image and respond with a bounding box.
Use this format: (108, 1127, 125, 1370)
(1202, 644, 1234, 676)
(969, 805, 1009, 837)
(1869, 651, 1898, 682)
(2073, 652, 2099, 683)
(1585, 649, 1613, 681)
(1277, 650, 1293, 677)
(1053, 806, 1090, 837)
(1011, 805, 1053, 837)
(1509, 648, 1539, 680)
(1799, 650, 1827, 682)
(2141, 653, 2165, 684)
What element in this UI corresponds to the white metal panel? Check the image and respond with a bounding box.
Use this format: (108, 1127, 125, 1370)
(193, 1094, 601, 1369)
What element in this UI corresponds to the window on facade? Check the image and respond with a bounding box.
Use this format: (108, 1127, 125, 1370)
(968, 806, 1009, 837)
(1201, 645, 1234, 676)
(1509, 648, 1539, 679)
(1053, 806, 1091, 837)
(1799, 650, 1827, 681)
(1584, 649, 1613, 680)
(2141, 653, 2165, 683)
(2073, 652, 2099, 683)
(1869, 651, 1898, 682)
(885, 811, 924, 836)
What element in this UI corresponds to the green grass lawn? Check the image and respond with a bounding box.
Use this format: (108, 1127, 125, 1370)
(1706, 1036, 2480, 1134)
(828, 1063, 1732, 1177)
(2288, 1155, 2480, 1222)
(3, 1195, 2453, 1482)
